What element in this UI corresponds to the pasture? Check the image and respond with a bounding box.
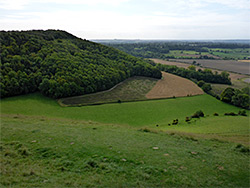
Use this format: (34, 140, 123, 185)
(1, 93, 248, 143)
(1, 114, 249, 187)
(1, 93, 249, 187)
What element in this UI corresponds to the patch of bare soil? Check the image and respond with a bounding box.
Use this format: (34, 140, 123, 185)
(151, 59, 247, 81)
(146, 72, 204, 99)
(151, 58, 190, 69)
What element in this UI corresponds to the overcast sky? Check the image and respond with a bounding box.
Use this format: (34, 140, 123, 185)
(0, 0, 249, 39)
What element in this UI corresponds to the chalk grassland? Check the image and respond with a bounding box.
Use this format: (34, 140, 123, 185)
(146, 72, 203, 99)
(1, 114, 249, 187)
(59, 77, 158, 106)
(169, 59, 250, 75)
(1, 93, 249, 145)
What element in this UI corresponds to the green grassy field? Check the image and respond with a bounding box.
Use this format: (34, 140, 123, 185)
(210, 48, 250, 60)
(1, 93, 246, 127)
(59, 76, 158, 106)
(1, 114, 249, 187)
(166, 48, 250, 60)
(1, 93, 249, 187)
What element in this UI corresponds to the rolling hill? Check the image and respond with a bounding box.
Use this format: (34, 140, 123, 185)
(0, 30, 161, 99)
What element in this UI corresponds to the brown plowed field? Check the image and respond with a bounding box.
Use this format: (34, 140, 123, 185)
(146, 72, 204, 99)
(151, 58, 247, 81)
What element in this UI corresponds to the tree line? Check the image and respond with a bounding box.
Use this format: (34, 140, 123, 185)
(104, 42, 250, 59)
(149, 61, 232, 85)
(0, 30, 161, 98)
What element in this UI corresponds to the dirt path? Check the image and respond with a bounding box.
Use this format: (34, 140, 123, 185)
(146, 72, 204, 99)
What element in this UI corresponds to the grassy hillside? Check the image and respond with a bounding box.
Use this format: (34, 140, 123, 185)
(1, 93, 249, 145)
(1, 93, 249, 187)
(1, 93, 245, 127)
(1, 114, 249, 187)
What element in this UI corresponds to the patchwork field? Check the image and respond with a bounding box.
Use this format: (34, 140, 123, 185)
(169, 59, 250, 75)
(59, 77, 158, 106)
(60, 72, 204, 106)
(146, 72, 203, 99)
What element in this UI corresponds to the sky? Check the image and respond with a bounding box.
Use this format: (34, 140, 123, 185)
(0, 0, 249, 39)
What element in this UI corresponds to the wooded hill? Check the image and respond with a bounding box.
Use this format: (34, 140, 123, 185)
(0, 30, 161, 98)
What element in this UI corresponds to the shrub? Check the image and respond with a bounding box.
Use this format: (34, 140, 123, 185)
(172, 119, 178, 125)
(201, 83, 212, 92)
(224, 112, 237, 116)
(192, 110, 204, 118)
(213, 113, 219, 116)
(220, 87, 235, 103)
(185, 117, 191, 122)
(197, 80, 205, 87)
(238, 110, 247, 116)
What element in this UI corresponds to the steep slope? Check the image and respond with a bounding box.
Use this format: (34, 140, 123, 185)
(0, 30, 161, 98)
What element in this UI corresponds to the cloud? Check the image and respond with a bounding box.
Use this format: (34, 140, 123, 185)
(205, 0, 250, 9)
(0, 0, 130, 10)
(0, 0, 30, 10)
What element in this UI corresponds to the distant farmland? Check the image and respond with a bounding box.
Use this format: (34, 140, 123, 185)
(169, 59, 250, 75)
(151, 59, 247, 80)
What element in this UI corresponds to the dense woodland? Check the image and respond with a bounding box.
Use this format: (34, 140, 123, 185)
(103, 41, 250, 59)
(0, 30, 161, 98)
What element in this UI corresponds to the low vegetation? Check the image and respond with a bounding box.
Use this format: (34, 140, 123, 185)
(1, 115, 249, 187)
(59, 76, 158, 106)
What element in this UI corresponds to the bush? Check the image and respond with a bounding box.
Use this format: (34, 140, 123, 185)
(213, 113, 219, 116)
(220, 87, 235, 103)
(197, 80, 205, 87)
(201, 83, 212, 92)
(238, 110, 247, 116)
(172, 119, 178, 125)
(192, 110, 204, 118)
(185, 117, 191, 122)
(224, 112, 237, 116)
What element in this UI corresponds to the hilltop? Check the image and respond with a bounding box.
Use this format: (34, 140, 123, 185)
(0, 30, 161, 98)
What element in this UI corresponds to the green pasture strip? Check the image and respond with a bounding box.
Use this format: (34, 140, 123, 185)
(159, 116, 250, 146)
(1, 93, 245, 127)
(1, 116, 249, 187)
(210, 48, 250, 60)
(59, 76, 158, 106)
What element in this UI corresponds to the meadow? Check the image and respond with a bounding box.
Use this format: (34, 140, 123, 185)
(1, 93, 249, 187)
(1, 93, 249, 143)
